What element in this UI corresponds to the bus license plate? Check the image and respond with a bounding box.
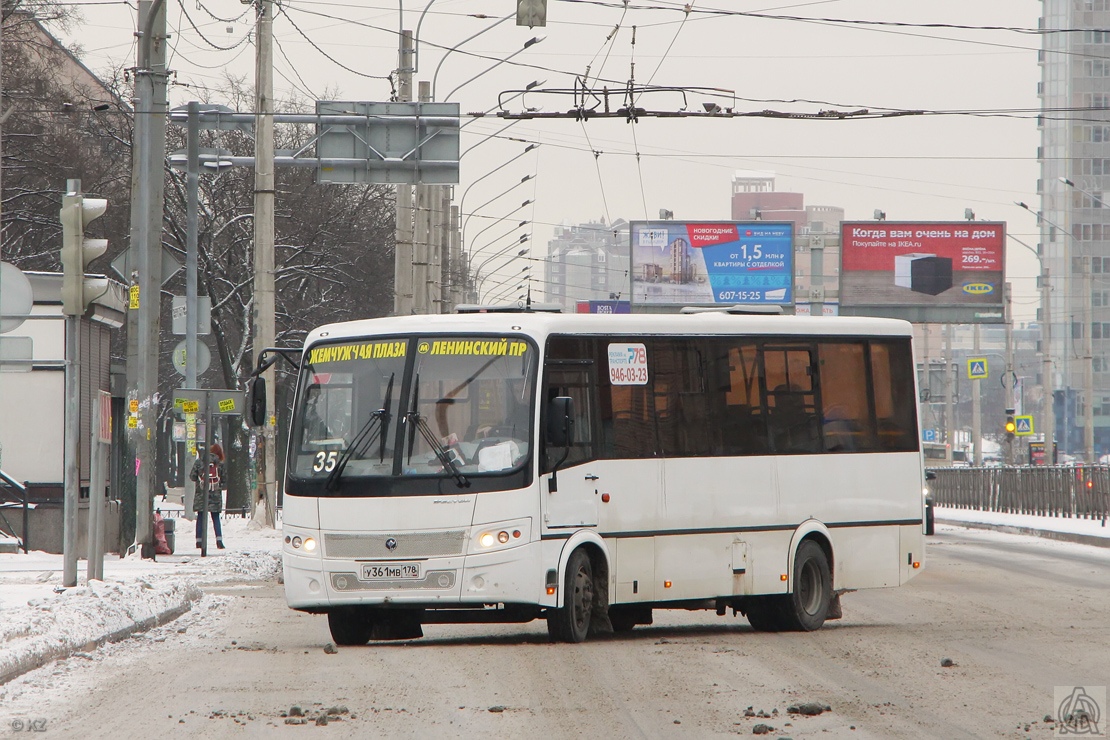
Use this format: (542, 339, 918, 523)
(361, 562, 421, 581)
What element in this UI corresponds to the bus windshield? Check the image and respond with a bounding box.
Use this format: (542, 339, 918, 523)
(289, 335, 536, 486)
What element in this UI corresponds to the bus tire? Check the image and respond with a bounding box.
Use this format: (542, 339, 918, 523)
(327, 607, 375, 646)
(548, 549, 594, 643)
(779, 540, 832, 632)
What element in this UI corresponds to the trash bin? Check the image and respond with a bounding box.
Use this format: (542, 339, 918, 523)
(163, 517, 176, 554)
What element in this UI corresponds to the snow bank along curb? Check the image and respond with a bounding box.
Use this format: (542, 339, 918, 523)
(0, 550, 281, 687)
(0, 579, 202, 685)
(938, 518, 1110, 549)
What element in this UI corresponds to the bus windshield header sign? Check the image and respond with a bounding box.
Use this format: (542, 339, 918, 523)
(630, 220, 794, 307)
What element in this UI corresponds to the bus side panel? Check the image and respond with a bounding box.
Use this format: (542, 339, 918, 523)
(656, 457, 778, 599)
(900, 524, 926, 584)
(775, 452, 922, 527)
(828, 526, 900, 589)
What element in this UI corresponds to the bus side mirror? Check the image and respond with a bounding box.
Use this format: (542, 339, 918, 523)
(248, 376, 267, 427)
(546, 396, 575, 448)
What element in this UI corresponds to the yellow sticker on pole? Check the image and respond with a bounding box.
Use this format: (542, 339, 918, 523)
(218, 398, 236, 412)
(129, 399, 139, 414)
(182, 400, 199, 413)
(127, 416, 138, 429)
(129, 285, 140, 309)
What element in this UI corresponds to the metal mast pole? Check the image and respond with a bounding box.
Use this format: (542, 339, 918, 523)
(393, 31, 415, 315)
(1042, 268, 1055, 462)
(972, 324, 982, 466)
(945, 324, 955, 464)
(1083, 258, 1095, 462)
(253, 0, 277, 525)
(62, 181, 81, 587)
(1004, 282, 1015, 464)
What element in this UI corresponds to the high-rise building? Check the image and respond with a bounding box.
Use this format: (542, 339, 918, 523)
(543, 219, 630, 308)
(1040, 1, 1110, 457)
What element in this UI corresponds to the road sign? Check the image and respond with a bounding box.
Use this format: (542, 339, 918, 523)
(110, 246, 183, 287)
(0, 262, 33, 334)
(923, 428, 937, 442)
(1014, 415, 1034, 436)
(173, 388, 245, 417)
(172, 340, 211, 376)
(967, 358, 988, 379)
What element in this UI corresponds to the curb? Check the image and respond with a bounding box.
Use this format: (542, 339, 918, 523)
(0, 585, 201, 686)
(937, 518, 1110, 549)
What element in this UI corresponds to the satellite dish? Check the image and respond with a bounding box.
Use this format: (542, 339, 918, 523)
(0, 262, 34, 334)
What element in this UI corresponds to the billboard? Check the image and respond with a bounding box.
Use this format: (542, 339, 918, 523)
(630, 221, 793, 307)
(839, 221, 1005, 323)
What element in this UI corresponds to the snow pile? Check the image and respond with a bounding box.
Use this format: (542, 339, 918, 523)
(0, 577, 202, 684)
(0, 516, 282, 685)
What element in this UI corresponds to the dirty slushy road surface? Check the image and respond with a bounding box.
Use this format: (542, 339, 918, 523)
(3, 526, 1108, 738)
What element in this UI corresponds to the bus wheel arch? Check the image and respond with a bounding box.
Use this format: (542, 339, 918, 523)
(547, 535, 612, 642)
(782, 526, 834, 631)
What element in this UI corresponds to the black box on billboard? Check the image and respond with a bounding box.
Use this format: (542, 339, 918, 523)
(909, 256, 952, 295)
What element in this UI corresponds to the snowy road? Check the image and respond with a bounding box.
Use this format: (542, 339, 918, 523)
(2, 525, 1109, 738)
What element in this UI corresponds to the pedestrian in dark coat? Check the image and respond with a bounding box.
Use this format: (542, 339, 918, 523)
(190, 443, 225, 549)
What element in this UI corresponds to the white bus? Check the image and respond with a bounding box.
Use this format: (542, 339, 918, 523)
(265, 308, 927, 644)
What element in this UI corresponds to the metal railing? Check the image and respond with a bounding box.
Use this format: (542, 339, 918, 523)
(928, 465, 1110, 523)
(0, 469, 30, 553)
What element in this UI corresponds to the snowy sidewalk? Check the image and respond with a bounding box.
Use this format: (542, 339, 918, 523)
(0, 515, 282, 685)
(937, 506, 1110, 548)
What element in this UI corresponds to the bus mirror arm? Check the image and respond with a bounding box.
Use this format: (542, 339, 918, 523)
(545, 396, 575, 493)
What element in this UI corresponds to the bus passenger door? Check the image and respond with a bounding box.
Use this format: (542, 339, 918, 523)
(542, 362, 600, 529)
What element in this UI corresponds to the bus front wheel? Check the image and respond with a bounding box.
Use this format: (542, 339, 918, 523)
(548, 549, 594, 643)
(327, 606, 375, 646)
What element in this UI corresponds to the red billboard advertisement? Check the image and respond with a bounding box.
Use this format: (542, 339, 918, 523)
(839, 221, 1005, 323)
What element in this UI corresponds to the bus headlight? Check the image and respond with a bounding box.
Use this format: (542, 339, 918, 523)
(291, 536, 302, 548)
(472, 520, 530, 553)
(303, 537, 317, 552)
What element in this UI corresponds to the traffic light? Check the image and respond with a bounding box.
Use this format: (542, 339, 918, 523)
(59, 190, 109, 316)
(516, 0, 547, 27)
(1004, 408, 1016, 440)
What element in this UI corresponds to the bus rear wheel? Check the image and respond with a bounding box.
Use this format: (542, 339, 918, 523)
(327, 606, 375, 646)
(548, 549, 594, 643)
(779, 540, 832, 631)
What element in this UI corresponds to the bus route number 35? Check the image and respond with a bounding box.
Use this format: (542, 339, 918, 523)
(313, 451, 338, 472)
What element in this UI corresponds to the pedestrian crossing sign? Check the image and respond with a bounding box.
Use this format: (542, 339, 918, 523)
(967, 358, 988, 379)
(1014, 415, 1034, 436)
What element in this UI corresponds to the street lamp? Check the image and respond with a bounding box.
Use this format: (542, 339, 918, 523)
(1054, 178, 1101, 461)
(1014, 199, 1081, 461)
(430, 13, 515, 100)
(443, 35, 547, 102)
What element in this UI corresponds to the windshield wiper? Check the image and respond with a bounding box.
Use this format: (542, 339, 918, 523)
(324, 372, 394, 491)
(406, 410, 470, 488)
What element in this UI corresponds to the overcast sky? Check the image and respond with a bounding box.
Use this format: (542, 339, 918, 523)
(62, 0, 1044, 315)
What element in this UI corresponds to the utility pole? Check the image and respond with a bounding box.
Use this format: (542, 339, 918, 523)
(394, 31, 415, 315)
(253, 0, 277, 525)
(1004, 283, 1015, 465)
(127, 0, 169, 558)
(972, 324, 982, 466)
(1042, 268, 1055, 463)
(945, 324, 955, 464)
(1083, 257, 1095, 462)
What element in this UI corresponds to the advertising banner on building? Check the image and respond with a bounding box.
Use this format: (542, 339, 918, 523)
(630, 221, 793, 307)
(839, 221, 1006, 323)
(575, 300, 631, 314)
